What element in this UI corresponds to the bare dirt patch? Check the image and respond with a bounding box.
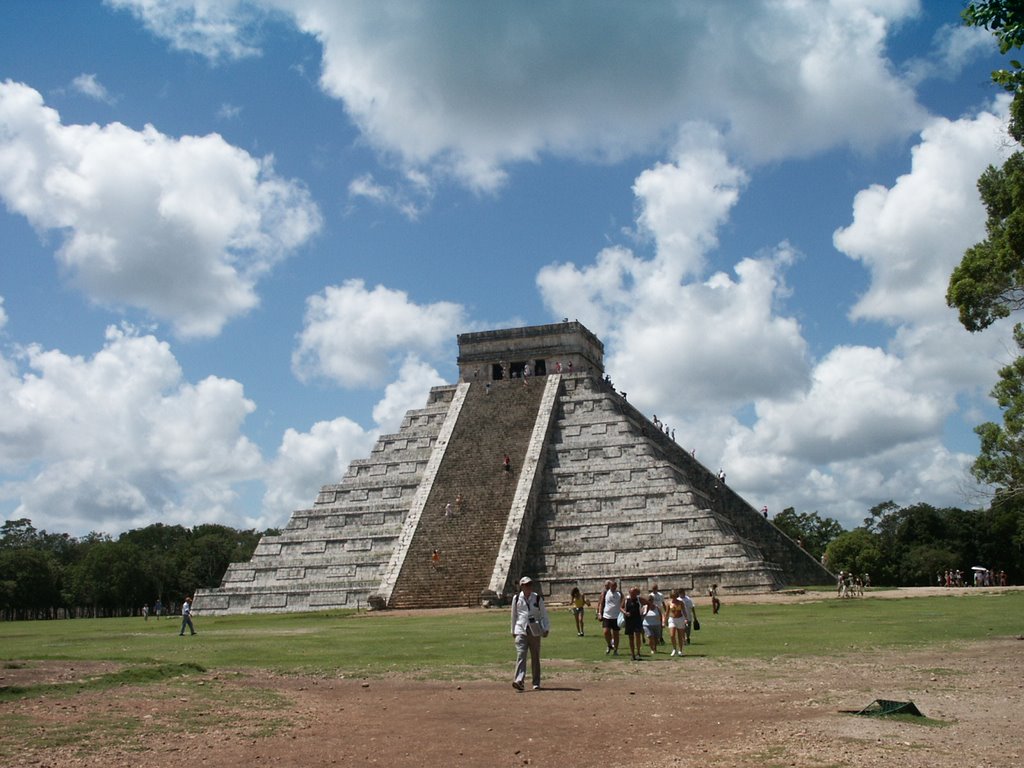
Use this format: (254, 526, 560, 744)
(3, 589, 1023, 768)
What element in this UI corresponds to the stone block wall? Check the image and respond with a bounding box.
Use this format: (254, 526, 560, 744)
(194, 387, 458, 614)
(522, 375, 819, 603)
(197, 366, 832, 615)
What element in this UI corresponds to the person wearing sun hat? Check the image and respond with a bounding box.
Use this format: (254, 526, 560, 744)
(510, 576, 550, 691)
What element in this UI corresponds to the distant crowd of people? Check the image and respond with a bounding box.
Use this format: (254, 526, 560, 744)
(836, 571, 869, 597)
(939, 568, 1008, 587)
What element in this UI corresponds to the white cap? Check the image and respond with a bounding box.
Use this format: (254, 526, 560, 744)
(519, 576, 533, 586)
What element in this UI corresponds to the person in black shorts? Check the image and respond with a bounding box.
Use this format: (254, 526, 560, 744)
(623, 587, 645, 660)
(597, 579, 623, 655)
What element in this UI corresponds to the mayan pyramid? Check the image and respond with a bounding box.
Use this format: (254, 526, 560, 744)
(195, 321, 832, 613)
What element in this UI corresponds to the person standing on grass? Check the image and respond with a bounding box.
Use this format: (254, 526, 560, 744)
(597, 579, 623, 655)
(650, 583, 665, 615)
(570, 586, 590, 636)
(666, 590, 685, 656)
(179, 596, 196, 636)
(642, 592, 663, 655)
(680, 588, 697, 645)
(511, 577, 550, 691)
(623, 587, 645, 660)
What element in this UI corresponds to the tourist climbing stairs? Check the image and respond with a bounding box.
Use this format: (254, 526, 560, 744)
(388, 377, 549, 608)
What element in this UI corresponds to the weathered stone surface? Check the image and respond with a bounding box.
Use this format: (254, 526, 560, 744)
(195, 323, 831, 615)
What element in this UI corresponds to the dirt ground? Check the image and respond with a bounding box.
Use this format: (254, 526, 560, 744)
(3, 587, 1022, 768)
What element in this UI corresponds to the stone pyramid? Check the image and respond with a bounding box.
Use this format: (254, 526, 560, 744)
(195, 322, 832, 614)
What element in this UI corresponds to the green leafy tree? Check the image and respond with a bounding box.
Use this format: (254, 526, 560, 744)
(0, 517, 270, 619)
(851, 500, 1024, 584)
(971, 326, 1024, 496)
(947, 146, 1024, 332)
(120, 523, 191, 601)
(948, 3, 1024, 499)
(66, 540, 152, 616)
(0, 548, 62, 620)
(903, 544, 960, 586)
(0, 518, 39, 549)
(962, 0, 1024, 90)
(181, 524, 262, 591)
(771, 507, 844, 561)
(947, 2, 1024, 331)
(823, 528, 883, 579)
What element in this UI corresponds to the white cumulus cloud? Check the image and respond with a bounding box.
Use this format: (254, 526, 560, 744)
(0, 324, 263, 534)
(371, 356, 447, 434)
(540, 137, 807, 412)
(0, 80, 321, 338)
(292, 279, 464, 388)
(538, 96, 1009, 527)
(259, 358, 445, 522)
(262, 416, 378, 521)
(106, 0, 262, 61)
(835, 100, 1011, 326)
(70, 73, 115, 104)
(112, 0, 928, 191)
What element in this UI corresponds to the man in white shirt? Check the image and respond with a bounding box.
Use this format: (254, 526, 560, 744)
(680, 588, 696, 645)
(597, 579, 623, 655)
(510, 576, 550, 691)
(179, 596, 196, 636)
(650, 583, 665, 614)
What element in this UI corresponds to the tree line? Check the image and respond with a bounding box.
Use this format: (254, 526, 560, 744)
(774, 502, 1023, 587)
(782, 5, 1017, 592)
(4, 496, 1020, 622)
(0, 518, 271, 621)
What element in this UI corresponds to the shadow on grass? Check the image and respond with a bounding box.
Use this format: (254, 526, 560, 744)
(0, 661, 206, 702)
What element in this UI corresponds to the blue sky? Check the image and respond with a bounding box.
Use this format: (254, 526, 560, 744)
(0, 0, 1016, 536)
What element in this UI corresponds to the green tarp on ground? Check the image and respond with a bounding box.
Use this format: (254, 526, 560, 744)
(854, 699, 924, 717)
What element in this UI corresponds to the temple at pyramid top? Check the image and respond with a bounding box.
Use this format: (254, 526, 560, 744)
(196, 321, 832, 615)
(457, 320, 605, 381)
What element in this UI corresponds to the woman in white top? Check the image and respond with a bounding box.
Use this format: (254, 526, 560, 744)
(665, 589, 685, 657)
(642, 593, 663, 655)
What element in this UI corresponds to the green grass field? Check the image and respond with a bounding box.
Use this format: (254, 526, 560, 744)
(1, 590, 1021, 680)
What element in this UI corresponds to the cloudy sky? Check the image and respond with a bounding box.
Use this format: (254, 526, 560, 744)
(0, 0, 1015, 537)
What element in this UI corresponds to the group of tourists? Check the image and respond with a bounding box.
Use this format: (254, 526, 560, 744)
(475, 359, 576, 385)
(972, 568, 1008, 586)
(836, 570, 869, 597)
(571, 580, 701, 659)
(938, 568, 1008, 587)
(511, 576, 708, 692)
(140, 596, 197, 636)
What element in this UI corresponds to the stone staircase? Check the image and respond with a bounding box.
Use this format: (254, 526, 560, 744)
(388, 378, 547, 608)
(198, 322, 833, 617)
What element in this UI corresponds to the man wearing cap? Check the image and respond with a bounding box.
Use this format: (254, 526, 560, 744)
(511, 576, 550, 691)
